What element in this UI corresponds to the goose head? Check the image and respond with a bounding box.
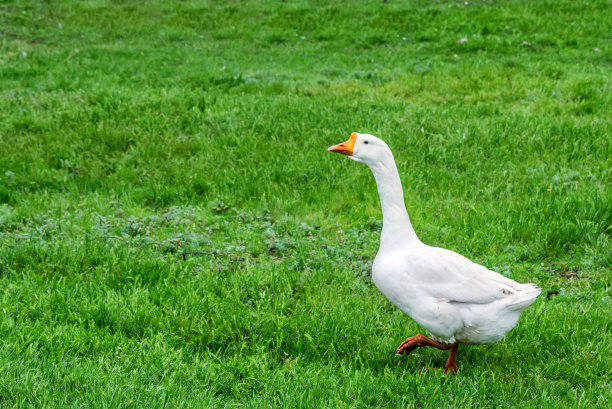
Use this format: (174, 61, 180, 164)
(328, 132, 391, 167)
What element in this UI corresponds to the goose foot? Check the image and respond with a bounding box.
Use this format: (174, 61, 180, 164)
(396, 333, 453, 355)
(441, 344, 459, 375)
(396, 334, 459, 375)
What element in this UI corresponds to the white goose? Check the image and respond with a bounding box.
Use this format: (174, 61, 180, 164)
(328, 132, 541, 374)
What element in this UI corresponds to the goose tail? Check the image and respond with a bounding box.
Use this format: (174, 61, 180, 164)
(508, 283, 541, 311)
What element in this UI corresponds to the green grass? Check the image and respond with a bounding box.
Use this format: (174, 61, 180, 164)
(1, 0, 611, 407)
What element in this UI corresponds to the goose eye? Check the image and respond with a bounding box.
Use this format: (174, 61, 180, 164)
(364, 141, 369, 144)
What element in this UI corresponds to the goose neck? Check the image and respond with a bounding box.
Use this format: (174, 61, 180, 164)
(369, 156, 418, 245)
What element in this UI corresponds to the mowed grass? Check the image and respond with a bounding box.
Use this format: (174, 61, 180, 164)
(1, 0, 611, 407)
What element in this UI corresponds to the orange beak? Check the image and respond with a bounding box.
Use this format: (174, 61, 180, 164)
(328, 132, 357, 156)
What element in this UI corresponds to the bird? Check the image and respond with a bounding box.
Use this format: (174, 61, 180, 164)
(328, 132, 541, 374)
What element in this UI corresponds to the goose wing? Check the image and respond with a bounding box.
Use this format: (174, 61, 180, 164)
(408, 246, 529, 305)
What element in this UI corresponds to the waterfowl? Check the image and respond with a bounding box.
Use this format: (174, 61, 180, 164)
(328, 132, 541, 374)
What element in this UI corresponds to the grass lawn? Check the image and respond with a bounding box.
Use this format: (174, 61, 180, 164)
(1, 0, 611, 407)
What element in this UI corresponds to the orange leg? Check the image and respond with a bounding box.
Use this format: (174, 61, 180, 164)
(442, 344, 459, 375)
(396, 333, 459, 374)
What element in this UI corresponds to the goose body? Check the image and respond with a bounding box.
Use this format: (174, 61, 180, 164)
(329, 132, 541, 373)
(373, 243, 541, 345)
